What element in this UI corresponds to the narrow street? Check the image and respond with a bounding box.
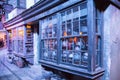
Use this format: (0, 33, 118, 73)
(0, 48, 19, 80)
(0, 48, 48, 80)
(0, 48, 66, 80)
(0, 60, 19, 80)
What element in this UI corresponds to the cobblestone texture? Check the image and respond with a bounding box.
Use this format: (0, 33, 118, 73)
(0, 48, 66, 80)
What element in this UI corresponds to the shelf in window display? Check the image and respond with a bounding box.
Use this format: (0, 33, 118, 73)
(26, 33, 32, 36)
(26, 36, 33, 39)
(61, 34, 88, 38)
(43, 51, 57, 61)
(41, 37, 57, 40)
(61, 51, 88, 66)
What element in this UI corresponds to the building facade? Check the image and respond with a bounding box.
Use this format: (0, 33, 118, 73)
(4, 0, 120, 80)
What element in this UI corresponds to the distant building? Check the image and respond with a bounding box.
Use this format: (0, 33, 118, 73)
(0, 0, 9, 48)
(4, 0, 120, 80)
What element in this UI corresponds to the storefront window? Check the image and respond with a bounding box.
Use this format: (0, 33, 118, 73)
(18, 27, 24, 53)
(12, 28, 18, 52)
(40, 1, 102, 71)
(60, 2, 89, 67)
(41, 14, 58, 62)
(25, 25, 33, 54)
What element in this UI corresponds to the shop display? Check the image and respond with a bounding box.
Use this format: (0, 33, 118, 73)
(26, 25, 33, 54)
(41, 14, 58, 62)
(73, 52, 80, 65)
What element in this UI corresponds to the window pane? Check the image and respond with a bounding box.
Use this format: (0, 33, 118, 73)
(73, 18, 79, 35)
(73, 51, 81, 65)
(68, 38, 74, 50)
(73, 6, 79, 12)
(81, 52, 88, 66)
(67, 20, 72, 36)
(80, 2, 87, 17)
(53, 24, 57, 37)
(61, 21, 66, 36)
(62, 39, 68, 50)
(80, 16, 87, 34)
(18, 40, 23, 53)
(67, 9, 71, 15)
(41, 14, 58, 62)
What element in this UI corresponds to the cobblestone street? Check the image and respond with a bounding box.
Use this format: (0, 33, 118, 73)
(0, 48, 19, 80)
(0, 48, 66, 80)
(0, 48, 47, 80)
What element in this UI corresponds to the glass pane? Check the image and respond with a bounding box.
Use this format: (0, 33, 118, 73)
(62, 50, 69, 62)
(96, 36, 101, 66)
(61, 11, 65, 16)
(51, 51, 57, 61)
(74, 37, 88, 51)
(53, 24, 57, 37)
(18, 40, 23, 53)
(73, 18, 79, 35)
(67, 20, 72, 36)
(43, 49, 48, 59)
(81, 52, 88, 66)
(43, 40, 48, 49)
(48, 39, 54, 50)
(67, 9, 71, 15)
(53, 39, 57, 49)
(48, 23, 53, 38)
(62, 39, 68, 50)
(73, 6, 79, 13)
(41, 14, 58, 62)
(80, 2, 87, 17)
(68, 38, 74, 50)
(61, 21, 66, 36)
(68, 51, 74, 63)
(81, 36, 88, 50)
(96, 19, 101, 33)
(73, 51, 81, 65)
(80, 16, 87, 34)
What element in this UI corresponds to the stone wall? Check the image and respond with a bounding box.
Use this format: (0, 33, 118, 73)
(103, 4, 120, 80)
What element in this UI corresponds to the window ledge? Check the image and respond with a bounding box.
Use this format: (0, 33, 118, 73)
(39, 60, 104, 79)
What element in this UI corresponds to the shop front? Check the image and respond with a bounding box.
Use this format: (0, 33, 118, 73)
(7, 25, 34, 67)
(5, 0, 120, 79)
(38, 0, 104, 79)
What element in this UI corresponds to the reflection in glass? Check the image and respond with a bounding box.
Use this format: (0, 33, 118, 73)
(62, 51, 68, 62)
(80, 16, 87, 34)
(73, 18, 79, 35)
(81, 52, 88, 66)
(80, 2, 87, 17)
(53, 24, 57, 37)
(62, 21, 66, 36)
(73, 51, 80, 65)
(68, 52, 74, 63)
(67, 20, 72, 36)
(68, 38, 74, 50)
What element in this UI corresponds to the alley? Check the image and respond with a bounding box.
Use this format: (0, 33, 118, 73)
(0, 48, 45, 80)
(0, 48, 66, 80)
(0, 48, 19, 80)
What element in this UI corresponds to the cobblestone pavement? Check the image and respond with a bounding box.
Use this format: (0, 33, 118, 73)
(0, 48, 48, 80)
(0, 48, 66, 80)
(0, 48, 19, 80)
